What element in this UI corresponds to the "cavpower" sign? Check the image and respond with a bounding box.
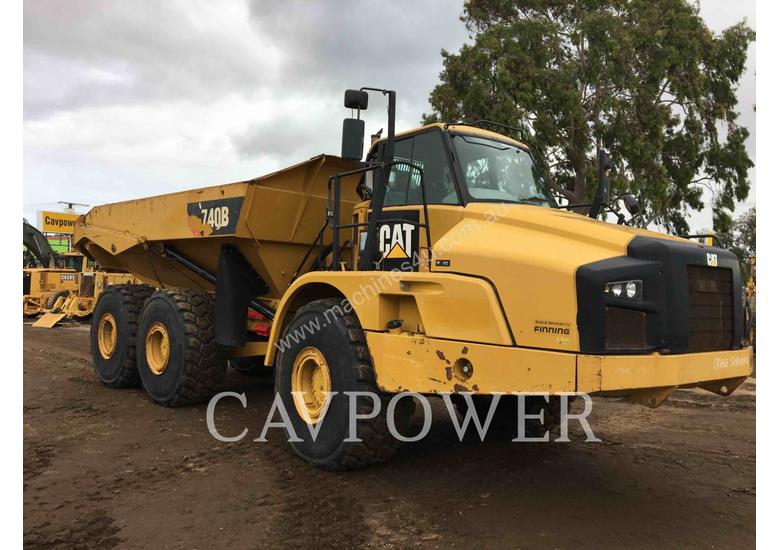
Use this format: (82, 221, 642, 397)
(36, 211, 80, 235)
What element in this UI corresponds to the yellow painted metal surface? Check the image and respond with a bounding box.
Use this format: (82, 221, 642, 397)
(265, 270, 513, 365)
(32, 312, 67, 328)
(366, 331, 752, 398)
(145, 321, 171, 375)
(366, 332, 577, 394)
(577, 348, 753, 393)
(97, 313, 117, 359)
(73, 154, 362, 297)
(291, 346, 332, 424)
(429, 202, 690, 351)
(371, 123, 529, 150)
(227, 341, 269, 358)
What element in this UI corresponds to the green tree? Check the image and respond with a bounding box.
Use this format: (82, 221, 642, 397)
(712, 206, 755, 278)
(424, 0, 754, 234)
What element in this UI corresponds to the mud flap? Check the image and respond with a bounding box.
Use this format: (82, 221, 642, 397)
(215, 245, 269, 347)
(32, 312, 67, 328)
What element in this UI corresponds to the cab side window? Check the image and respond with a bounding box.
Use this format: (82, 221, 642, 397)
(383, 131, 459, 206)
(384, 138, 413, 206)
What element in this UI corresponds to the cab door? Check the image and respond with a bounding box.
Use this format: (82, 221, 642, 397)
(369, 128, 463, 272)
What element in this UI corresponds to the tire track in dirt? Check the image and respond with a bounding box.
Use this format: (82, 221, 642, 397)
(23, 326, 756, 548)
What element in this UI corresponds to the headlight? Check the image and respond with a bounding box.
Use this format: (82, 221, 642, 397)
(604, 280, 643, 300)
(626, 281, 638, 298)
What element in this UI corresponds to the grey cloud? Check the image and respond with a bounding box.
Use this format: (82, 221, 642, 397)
(24, 0, 274, 118)
(23, 0, 755, 233)
(246, 0, 468, 102)
(231, 114, 318, 160)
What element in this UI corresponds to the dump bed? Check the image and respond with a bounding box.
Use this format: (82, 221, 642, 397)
(74, 154, 363, 300)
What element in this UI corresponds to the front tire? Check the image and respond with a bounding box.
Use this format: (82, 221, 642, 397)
(136, 288, 226, 406)
(46, 290, 70, 310)
(275, 298, 404, 470)
(90, 284, 155, 388)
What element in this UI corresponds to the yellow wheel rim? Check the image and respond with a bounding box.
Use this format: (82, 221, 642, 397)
(145, 322, 170, 376)
(291, 347, 332, 424)
(97, 313, 118, 360)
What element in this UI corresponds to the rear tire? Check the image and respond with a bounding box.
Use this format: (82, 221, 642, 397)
(45, 290, 70, 310)
(90, 284, 155, 388)
(136, 288, 226, 406)
(275, 298, 407, 470)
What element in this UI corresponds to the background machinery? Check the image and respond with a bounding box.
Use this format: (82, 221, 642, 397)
(24, 219, 137, 322)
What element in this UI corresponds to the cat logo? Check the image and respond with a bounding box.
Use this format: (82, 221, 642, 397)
(707, 253, 718, 267)
(379, 223, 415, 260)
(376, 211, 420, 271)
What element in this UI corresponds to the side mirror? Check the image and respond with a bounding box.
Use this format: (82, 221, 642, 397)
(341, 118, 365, 161)
(622, 193, 640, 215)
(344, 89, 369, 110)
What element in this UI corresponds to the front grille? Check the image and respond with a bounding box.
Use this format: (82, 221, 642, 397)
(79, 274, 95, 298)
(604, 307, 647, 350)
(687, 265, 733, 352)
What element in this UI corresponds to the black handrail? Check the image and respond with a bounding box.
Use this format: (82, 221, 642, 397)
(327, 160, 432, 272)
(682, 234, 724, 248)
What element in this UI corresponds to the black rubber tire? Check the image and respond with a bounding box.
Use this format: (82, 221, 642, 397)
(90, 284, 155, 388)
(136, 288, 226, 407)
(275, 298, 407, 470)
(453, 394, 566, 440)
(46, 290, 70, 310)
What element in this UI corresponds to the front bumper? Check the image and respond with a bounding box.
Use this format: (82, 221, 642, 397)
(367, 332, 753, 403)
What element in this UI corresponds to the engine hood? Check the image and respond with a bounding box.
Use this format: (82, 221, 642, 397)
(430, 203, 692, 352)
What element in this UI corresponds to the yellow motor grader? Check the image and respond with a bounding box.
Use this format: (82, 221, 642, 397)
(23, 252, 87, 316)
(73, 88, 752, 469)
(23, 220, 138, 322)
(23, 220, 87, 315)
(33, 270, 139, 328)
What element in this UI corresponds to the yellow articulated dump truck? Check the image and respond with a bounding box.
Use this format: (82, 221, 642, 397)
(74, 87, 752, 469)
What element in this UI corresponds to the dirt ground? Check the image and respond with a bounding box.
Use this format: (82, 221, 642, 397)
(23, 323, 755, 549)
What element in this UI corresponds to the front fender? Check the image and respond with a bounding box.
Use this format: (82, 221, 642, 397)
(265, 271, 513, 366)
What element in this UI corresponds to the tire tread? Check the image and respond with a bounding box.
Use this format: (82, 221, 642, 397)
(285, 298, 403, 471)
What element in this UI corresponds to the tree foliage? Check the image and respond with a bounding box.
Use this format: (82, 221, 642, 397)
(715, 206, 755, 277)
(424, 0, 754, 234)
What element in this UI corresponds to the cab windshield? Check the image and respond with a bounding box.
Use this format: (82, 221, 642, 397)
(55, 255, 83, 271)
(452, 134, 552, 206)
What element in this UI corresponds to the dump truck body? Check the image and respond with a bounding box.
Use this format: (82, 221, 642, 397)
(76, 154, 362, 299)
(73, 92, 752, 469)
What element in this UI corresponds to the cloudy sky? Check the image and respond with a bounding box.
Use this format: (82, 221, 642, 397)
(23, 0, 755, 231)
